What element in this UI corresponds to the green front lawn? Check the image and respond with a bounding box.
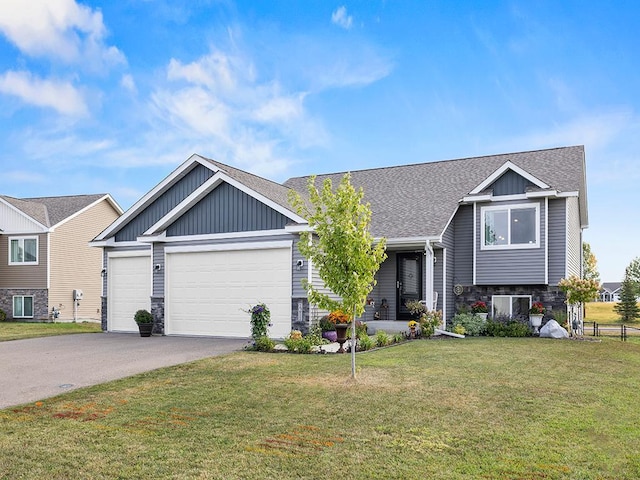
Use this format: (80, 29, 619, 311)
(0, 321, 102, 341)
(1, 338, 639, 479)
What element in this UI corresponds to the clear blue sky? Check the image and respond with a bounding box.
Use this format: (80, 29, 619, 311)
(0, 1, 638, 282)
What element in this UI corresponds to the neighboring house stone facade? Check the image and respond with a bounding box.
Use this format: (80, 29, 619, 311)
(92, 145, 588, 337)
(0, 194, 122, 321)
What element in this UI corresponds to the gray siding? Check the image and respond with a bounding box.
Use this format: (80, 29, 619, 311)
(434, 248, 443, 311)
(453, 205, 473, 286)
(442, 223, 455, 321)
(291, 237, 308, 298)
(375, 253, 397, 320)
(167, 182, 288, 236)
(115, 164, 213, 242)
(153, 243, 164, 297)
(476, 199, 546, 285)
(566, 196, 582, 278)
(548, 199, 566, 285)
(490, 170, 534, 196)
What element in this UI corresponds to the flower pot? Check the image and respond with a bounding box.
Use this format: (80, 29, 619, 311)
(474, 312, 488, 321)
(334, 323, 350, 353)
(529, 314, 543, 334)
(322, 331, 338, 342)
(409, 325, 416, 339)
(137, 323, 153, 337)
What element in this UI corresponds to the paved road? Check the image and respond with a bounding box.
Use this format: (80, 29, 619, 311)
(0, 333, 248, 409)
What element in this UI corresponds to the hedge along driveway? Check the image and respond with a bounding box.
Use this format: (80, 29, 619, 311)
(0, 333, 248, 409)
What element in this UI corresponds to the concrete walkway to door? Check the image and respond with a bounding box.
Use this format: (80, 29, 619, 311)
(0, 333, 248, 410)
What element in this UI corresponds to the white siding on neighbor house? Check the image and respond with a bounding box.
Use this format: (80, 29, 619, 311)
(0, 202, 46, 234)
(566, 196, 582, 278)
(475, 199, 546, 285)
(547, 199, 567, 285)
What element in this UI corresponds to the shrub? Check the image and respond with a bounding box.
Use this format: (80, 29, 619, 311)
(392, 333, 405, 344)
(485, 315, 532, 337)
(306, 323, 327, 345)
(134, 309, 153, 324)
(284, 335, 313, 353)
(254, 336, 275, 352)
(450, 313, 486, 336)
(358, 334, 374, 351)
(375, 330, 391, 347)
(453, 324, 466, 335)
(0, 309, 6, 322)
(405, 300, 442, 337)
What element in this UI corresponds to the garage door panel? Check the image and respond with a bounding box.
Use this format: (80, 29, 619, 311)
(166, 248, 291, 338)
(108, 255, 151, 332)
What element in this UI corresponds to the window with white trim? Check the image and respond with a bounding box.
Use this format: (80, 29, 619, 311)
(492, 295, 531, 318)
(9, 237, 38, 265)
(13, 296, 34, 318)
(481, 204, 539, 249)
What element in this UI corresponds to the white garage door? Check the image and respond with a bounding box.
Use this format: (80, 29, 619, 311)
(165, 246, 291, 338)
(108, 253, 151, 332)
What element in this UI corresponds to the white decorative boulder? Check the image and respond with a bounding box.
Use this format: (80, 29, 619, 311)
(539, 319, 569, 339)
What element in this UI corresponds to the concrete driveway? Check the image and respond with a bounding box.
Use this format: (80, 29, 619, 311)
(0, 333, 248, 409)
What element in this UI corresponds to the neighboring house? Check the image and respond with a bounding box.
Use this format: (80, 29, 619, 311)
(599, 282, 621, 302)
(0, 194, 122, 322)
(91, 145, 588, 337)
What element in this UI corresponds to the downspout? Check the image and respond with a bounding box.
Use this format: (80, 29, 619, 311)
(425, 240, 434, 312)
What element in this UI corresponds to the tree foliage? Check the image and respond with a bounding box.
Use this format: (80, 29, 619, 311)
(624, 257, 640, 297)
(614, 278, 640, 322)
(288, 173, 387, 318)
(582, 242, 600, 282)
(558, 275, 600, 305)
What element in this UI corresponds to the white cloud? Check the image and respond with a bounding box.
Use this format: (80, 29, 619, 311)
(151, 47, 328, 174)
(120, 74, 137, 94)
(0, 0, 125, 71)
(331, 6, 353, 30)
(0, 70, 88, 116)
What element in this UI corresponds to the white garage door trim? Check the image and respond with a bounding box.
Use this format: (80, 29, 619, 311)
(107, 250, 151, 333)
(165, 241, 292, 338)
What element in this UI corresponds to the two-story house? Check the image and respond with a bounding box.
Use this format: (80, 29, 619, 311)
(91, 145, 587, 337)
(0, 194, 122, 322)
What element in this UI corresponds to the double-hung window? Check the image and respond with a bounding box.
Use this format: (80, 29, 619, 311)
(481, 204, 539, 249)
(13, 296, 34, 318)
(9, 237, 38, 265)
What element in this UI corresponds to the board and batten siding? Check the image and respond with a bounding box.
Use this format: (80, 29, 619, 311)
(0, 232, 47, 289)
(547, 199, 567, 285)
(475, 199, 546, 285)
(566, 196, 582, 278)
(291, 237, 307, 298)
(453, 205, 473, 286)
(49, 199, 120, 321)
(115, 164, 214, 242)
(491, 170, 535, 196)
(167, 182, 288, 236)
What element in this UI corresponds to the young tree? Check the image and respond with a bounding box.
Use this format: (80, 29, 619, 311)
(614, 278, 640, 322)
(625, 257, 640, 297)
(582, 242, 600, 283)
(289, 173, 387, 377)
(558, 275, 600, 333)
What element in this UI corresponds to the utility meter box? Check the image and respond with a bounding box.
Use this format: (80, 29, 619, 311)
(73, 289, 83, 301)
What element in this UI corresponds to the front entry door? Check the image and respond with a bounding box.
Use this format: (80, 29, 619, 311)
(396, 252, 423, 320)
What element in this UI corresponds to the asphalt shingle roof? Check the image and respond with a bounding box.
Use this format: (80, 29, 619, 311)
(283, 146, 587, 239)
(0, 194, 107, 228)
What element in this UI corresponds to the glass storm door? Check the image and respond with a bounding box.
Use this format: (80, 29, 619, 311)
(396, 252, 423, 320)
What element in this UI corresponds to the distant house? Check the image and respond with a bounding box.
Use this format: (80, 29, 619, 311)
(0, 194, 122, 321)
(91, 145, 588, 337)
(599, 282, 622, 302)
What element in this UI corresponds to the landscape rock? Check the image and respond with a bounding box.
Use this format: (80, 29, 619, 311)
(539, 319, 569, 339)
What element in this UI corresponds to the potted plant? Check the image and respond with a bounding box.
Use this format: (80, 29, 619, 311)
(134, 309, 154, 337)
(471, 301, 489, 320)
(529, 302, 545, 334)
(407, 320, 418, 338)
(319, 315, 337, 342)
(328, 309, 351, 353)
